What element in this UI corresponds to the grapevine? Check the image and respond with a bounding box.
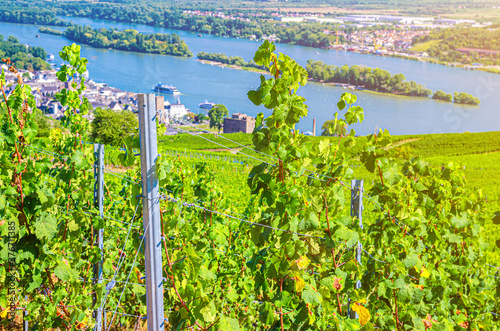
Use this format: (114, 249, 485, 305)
(0, 41, 498, 331)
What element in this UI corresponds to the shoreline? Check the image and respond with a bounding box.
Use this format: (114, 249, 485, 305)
(307, 78, 429, 100)
(307, 78, 479, 106)
(38, 29, 193, 58)
(332, 47, 500, 75)
(198, 57, 480, 106)
(197, 59, 269, 75)
(2, 17, 498, 75)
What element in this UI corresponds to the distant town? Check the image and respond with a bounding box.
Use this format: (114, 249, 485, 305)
(2, 65, 259, 135)
(184, 10, 496, 66)
(185, 11, 490, 29)
(2, 65, 137, 121)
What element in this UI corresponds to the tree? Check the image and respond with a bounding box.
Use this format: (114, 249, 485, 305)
(321, 119, 344, 136)
(196, 112, 207, 122)
(90, 108, 138, 145)
(454, 91, 480, 105)
(208, 104, 228, 133)
(7, 35, 18, 43)
(30, 46, 47, 60)
(432, 90, 453, 102)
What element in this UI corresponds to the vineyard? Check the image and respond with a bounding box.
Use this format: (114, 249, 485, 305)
(1, 42, 499, 331)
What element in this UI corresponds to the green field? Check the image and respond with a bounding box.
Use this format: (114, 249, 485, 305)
(159, 130, 500, 254)
(410, 39, 442, 53)
(158, 130, 500, 206)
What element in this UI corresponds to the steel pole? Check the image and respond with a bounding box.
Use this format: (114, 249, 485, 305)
(138, 94, 165, 330)
(349, 179, 363, 319)
(93, 143, 104, 331)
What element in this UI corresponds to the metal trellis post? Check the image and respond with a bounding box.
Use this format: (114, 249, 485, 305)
(93, 143, 105, 331)
(23, 295, 28, 331)
(349, 179, 363, 319)
(138, 94, 165, 331)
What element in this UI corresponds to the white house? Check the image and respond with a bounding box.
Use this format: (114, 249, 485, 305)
(168, 102, 188, 120)
(158, 99, 188, 123)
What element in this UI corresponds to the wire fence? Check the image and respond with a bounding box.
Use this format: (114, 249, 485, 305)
(3, 128, 499, 330)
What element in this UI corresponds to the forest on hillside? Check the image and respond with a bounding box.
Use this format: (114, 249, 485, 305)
(413, 27, 500, 64)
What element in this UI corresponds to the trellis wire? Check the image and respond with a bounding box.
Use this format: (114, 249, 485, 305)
(170, 126, 424, 242)
(94, 201, 141, 331)
(105, 219, 150, 331)
(161, 194, 326, 240)
(6, 122, 498, 328)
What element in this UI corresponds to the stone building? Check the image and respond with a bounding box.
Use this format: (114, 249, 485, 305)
(155, 96, 167, 123)
(155, 96, 188, 124)
(223, 113, 255, 134)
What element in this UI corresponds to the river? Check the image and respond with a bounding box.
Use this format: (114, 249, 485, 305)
(1, 16, 499, 135)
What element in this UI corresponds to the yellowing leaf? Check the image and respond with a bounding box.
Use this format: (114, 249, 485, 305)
(76, 320, 87, 330)
(422, 314, 434, 329)
(351, 302, 371, 326)
(295, 256, 310, 270)
(295, 276, 305, 292)
(420, 267, 430, 278)
(0, 308, 8, 318)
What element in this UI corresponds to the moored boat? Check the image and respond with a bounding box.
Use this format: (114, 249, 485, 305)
(153, 82, 180, 94)
(199, 100, 215, 110)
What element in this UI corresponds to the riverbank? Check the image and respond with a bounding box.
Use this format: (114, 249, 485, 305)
(307, 60, 481, 105)
(1, 3, 498, 76)
(332, 47, 500, 75)
(197, 59, 269, 75)
(2, 17, 497, 136)
(307, 78, 431, 100)
(308, 78, 481, 106)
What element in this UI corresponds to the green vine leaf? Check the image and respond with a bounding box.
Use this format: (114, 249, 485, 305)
(54, 263, 78, 282)
(219, 316, 240, 331)
(33, 213, 57, 241)
(302, 285, 322, 305)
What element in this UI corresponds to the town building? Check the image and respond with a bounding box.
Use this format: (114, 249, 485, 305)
(277, 16, 304, 22)
(167, 100, 188, 121)
(435, 19, 476, 25)
(223, 113, 255, 134)
(157, 97, 188, 123)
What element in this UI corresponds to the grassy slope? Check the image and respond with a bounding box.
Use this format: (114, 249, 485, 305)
(410, 40, 442, 52)
(159, 130, 500, 256)
(158, 131, 500, 201)
(159, 131, 500, 201)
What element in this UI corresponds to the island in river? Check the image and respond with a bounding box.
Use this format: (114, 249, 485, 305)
(39, 26, 192, 57)
(195, 52, 480, 105)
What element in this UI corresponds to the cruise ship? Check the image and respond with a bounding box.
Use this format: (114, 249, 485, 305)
(153, 83, 180, 94)
(199, 100, 215, 110)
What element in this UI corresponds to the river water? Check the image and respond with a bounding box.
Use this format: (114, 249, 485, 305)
(2, 16, 499, 135)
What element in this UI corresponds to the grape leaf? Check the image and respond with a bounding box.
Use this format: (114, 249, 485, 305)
(34, 213, 57, 241)
(219, 316, 240, 331)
